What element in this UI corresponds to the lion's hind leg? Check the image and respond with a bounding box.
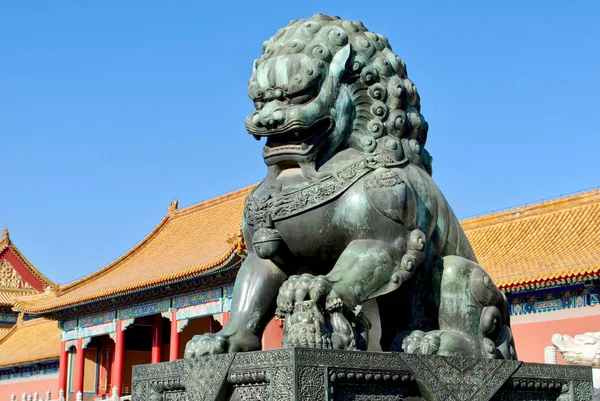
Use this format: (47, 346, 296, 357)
(403, 256, 516, 359)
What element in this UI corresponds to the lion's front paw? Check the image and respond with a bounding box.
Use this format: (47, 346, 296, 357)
(403, 330, 486, 357)
(402, 330, 426, 354)
(184, 333, 228, 358)
(276, 274, 334, 315)
(419, 332, 442, 355)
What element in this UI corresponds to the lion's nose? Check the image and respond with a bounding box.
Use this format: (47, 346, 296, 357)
(256, 105, 286, 128)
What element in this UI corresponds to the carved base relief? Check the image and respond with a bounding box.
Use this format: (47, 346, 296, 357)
(132, 348, 593, 401)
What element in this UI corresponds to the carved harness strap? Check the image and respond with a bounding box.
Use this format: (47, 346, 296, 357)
(243, 153, 407, 227)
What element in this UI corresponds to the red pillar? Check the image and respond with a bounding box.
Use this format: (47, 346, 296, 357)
(74, 338, 85, 394)
(169, 309, 179, 361)
(209, 316, 216, 333)
(222, 312, 230, 326)
(151, 314, 162, 364)
(58, 341, 68, 394)
(112, 320, 125, 397)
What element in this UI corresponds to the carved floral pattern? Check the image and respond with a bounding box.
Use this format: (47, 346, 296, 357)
(298, 366, 326, 400)
(0, 259, 32, 289)
(272, 366, 294, 401)
(131, 349, 594, 401)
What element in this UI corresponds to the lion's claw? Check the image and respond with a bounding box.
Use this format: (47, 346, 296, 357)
(403, 330, 426, 354)
(403, 329, 487, 357)
(325, 295, 344, 312)
(184, 333, 228, 358)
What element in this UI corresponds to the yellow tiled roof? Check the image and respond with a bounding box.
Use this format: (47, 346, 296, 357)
(0, 289, 38, 307)
(463, 189, 600, 289)
(14, 185, 600, 314)
(14, 186, 255, 314)
(0, 317, 60, 367)
(0, 326, 12, 340)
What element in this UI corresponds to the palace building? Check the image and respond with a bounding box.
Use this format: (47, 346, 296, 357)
(1, 187, 599, 400)
(0, 228, 60, 399)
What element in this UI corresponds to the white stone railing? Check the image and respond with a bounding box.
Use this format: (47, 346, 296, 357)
(12, 387, 124, 401)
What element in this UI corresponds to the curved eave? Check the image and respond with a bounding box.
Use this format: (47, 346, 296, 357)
(14, 246, 244, 314)
(499, 268, 600, 293)
(0, 354, 60, 369)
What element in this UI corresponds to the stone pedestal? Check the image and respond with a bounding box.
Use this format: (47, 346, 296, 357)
(132, 348, 593, 400)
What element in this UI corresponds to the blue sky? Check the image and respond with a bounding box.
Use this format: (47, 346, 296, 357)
(1, 1, 599, 284)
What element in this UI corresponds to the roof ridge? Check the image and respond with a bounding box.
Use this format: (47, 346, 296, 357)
(7, 245, 54, 287)
(461, 188, 600, 231)
(173, 184, 256, 219)
(57, 214, 171, 293)
(0, 230, 55, 287)
(56, 184, 256, 294)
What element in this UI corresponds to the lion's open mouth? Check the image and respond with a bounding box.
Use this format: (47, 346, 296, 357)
(260, 118, 333, 165)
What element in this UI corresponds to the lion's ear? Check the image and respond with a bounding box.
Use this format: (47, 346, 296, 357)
(329, 44, 351, 81)
(253, 59, 259, 73)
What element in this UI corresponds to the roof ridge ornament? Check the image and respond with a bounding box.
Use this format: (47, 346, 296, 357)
(227, 228, 246, 256)
(1, 227, 9, 243)
(168, 199, 179, 215)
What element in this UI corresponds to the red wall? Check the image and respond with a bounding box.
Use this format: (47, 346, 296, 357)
(512, 312, 600, 363)
(262, 319, 283, 350)
(0, 376, 58, 400)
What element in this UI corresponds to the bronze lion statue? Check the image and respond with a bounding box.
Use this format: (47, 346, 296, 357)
(185, 14, 516, 360)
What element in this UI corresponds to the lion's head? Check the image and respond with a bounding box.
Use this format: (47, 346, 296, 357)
(246, 14, 432, 178)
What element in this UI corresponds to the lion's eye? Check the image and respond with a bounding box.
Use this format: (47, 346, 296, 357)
(254, 101, 265, 110)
